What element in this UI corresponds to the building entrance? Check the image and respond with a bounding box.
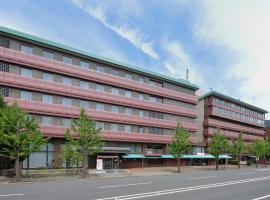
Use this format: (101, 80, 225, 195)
(98, 156, 119, 169)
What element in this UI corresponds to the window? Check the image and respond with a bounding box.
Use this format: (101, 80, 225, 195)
(80, 80, 89, 89)
(80, 100, 89, 108)
(20, 91, 32, 100)
(97, 66, 105, 73)
(63, 56, 72, 64)
(21, 68, 32, 77)
(62, 118, 71, 127)
(124, 125, 131, 133)
(96, 103, 104, 111)
(96, 84, 105, 92)
(42, 72, 53, 82)
(80, 61, 90, 69)
(112, 69, 119, 77)
(125, 108, 132, 115)
(96, 122, 105, 130)
(124, 90, 132, 98)
(111, 123, 118, 131)
(21, 45, 33, 54)
(112, 88, 119, 95)
(42, 95, 53, 104)
(150, 111, 163, 119)
(42, 116, 53, 125)
(149, 80, 157, 86)
(125, 73, 132, 80)
(139, 94, 144, 100)
(139, 77, 144, 83)
(62, 77, 72, 85)
(62, 97, 72, 106)
(139, 127, 144, 134)
(0, 62, 9, 72)
(111, 105, 118, 113)
(149, 96, 157, 102)
(139, 110, 144, 117)
(149, 127, 163, 135)
(42, 51, 53, 60)
(0, 86, 9, 97)
(0, 37, 9, 48)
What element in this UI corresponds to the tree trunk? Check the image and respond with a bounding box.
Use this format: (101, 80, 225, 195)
(82, 154, 88, 178)
(177, 157, 180, 173)
(15, 157, 20, 181)
(215, 157, 219, 170)
(238, 154, 241, 169)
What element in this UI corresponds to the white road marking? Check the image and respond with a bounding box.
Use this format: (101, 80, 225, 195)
(189, 176, 216, 180)
(237, 172, 256, 175)
(0, 194, 24, 197)
(255, 169, 270, 171)
(252, 194, 270, 200)
(95, 176, 270, 200)
(99, 182, 152, 189)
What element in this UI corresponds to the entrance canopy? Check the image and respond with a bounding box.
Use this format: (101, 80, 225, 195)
(123, 154, 232, 159)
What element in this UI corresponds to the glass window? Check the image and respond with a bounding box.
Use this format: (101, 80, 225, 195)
(80, 100, 89, 108)
(20, 91, 32, 100)
(139, 77, 144, 83)
(149, 80, 157, 86)
(112, 69, 119, 76)
(111, 105, 118, 113)
(42, 94, 53, 104)
(96, 122, 104, 130)
(97, 66, 105, 73)
(21, 45, 33, 54)
(139, 110, 144, 117)
(139, 94, 144, 100)
(125, 90, 132, 98)
(42, 50, 53, 60)
(62, 97, 72, 106)
(125, 108, 132, 115)
(28, 152, 47, 168)
(96, 103, 104, 111)
(80, 80, 89, 89)
(124, 125, 131, 133)
(21, 68, 32, 77)
(149, 96, 157, 102)
(41, 116, 53, 125)
(125, 73, 132, 80)
(80, 61, 89, 69)
(139, 127, 144, 133)
(112, 87, 119, 95)
(111, 123, 118, 131)
(63, 56, 72, 64)
(42, 72, 53, 82)
(62, 118, 71, 128)
(62, 77, 72, 85)
(96, 84, 105, 92)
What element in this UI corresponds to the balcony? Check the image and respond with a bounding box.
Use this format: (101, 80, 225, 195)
(0, 72, 197, 118)
(0, 46, 198, 104)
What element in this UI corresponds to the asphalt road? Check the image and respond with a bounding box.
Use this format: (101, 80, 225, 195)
(1, 167, 270, 200)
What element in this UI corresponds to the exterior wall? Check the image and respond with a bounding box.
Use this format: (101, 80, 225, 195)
(195, 99, 205, 146)
(0, 30, 200, 169)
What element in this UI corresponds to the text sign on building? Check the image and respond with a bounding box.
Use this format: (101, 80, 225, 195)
(96, 159, 103, 171)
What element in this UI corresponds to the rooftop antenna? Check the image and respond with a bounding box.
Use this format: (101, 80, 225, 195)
(186, 68, 189, 81)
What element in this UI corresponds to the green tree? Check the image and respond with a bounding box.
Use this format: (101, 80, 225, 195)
(60, 130, 83, 169)
(231, 132, 246, 169)
(250, 139, 269, 167)
(208, 129, 229, 170)
(0, 103, 47, 180)
(65, 109, 103, 177)
(0, 94, 6, 109)
(168, 123, 191, 173)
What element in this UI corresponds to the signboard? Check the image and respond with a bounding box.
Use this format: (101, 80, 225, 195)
(240, 161, 247, 165)
(96, 159, 103, 171)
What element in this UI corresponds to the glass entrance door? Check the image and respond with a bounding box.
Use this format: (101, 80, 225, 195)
(103, 158, 113, 169)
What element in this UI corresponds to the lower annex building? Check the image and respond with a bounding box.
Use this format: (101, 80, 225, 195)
(0, 26, 267, 170)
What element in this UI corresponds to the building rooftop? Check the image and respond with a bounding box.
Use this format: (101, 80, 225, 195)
(199, 90, 268, 114)
(0, 26, 199, 90)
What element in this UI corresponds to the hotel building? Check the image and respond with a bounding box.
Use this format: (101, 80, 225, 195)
(0, 26, 202, 169)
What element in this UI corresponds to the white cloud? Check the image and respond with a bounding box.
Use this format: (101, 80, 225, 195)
(162, 40, 204, 85)
(71, 0, 159, 60)
(194, 0, 270, 118)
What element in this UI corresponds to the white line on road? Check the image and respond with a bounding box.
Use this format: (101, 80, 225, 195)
(237, 172, 256, 175)
(95, 176, 270, 200)
(189, 176, 216, 180)
(99, 182, 152, 189)
(0, 194, 24, 197)
(252, 194, 270, 200)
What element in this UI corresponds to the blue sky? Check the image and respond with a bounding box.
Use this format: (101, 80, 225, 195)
(0, 0, 269, 118)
